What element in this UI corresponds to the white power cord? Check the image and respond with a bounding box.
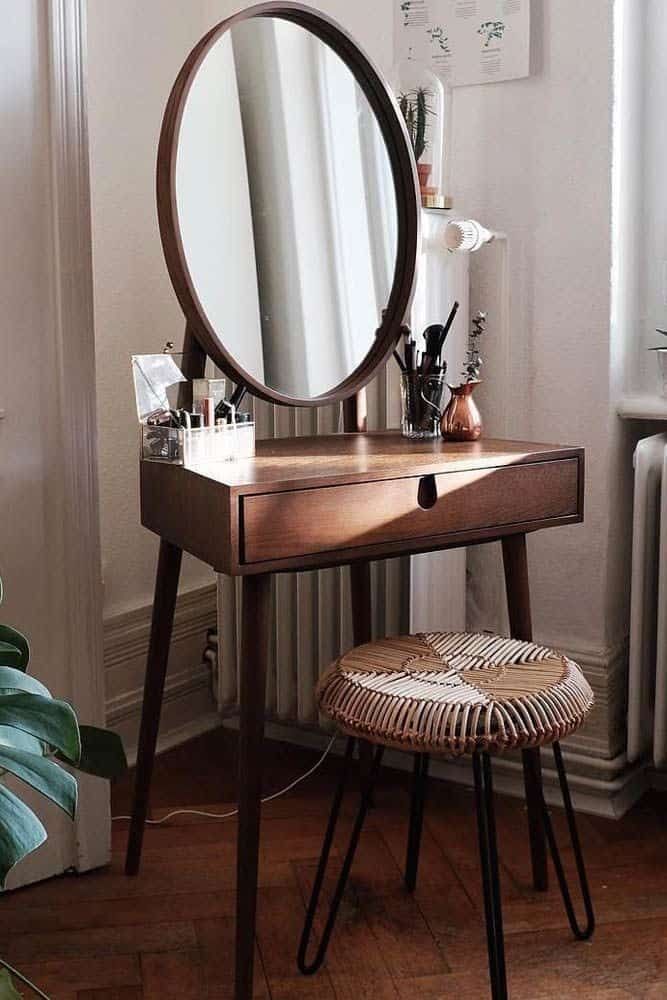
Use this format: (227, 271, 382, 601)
(112, 733, 338, 825)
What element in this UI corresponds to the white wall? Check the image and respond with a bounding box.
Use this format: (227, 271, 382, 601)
(87, 2, 219, 622)
(451, 1, 632, 760)
(453, 3, 616, 630)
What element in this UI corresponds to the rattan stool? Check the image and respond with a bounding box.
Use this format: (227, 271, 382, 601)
(297, 631, 596, 1000)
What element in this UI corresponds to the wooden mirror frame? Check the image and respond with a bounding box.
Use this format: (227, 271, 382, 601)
(157, 0, 420, 408)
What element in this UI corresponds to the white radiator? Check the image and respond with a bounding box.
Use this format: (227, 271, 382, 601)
(627, 433, 667, 765)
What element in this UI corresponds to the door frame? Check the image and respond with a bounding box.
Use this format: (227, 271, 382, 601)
(28, 0, 109, 879)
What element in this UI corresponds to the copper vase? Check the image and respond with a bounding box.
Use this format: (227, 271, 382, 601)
(441, 381, 482, 441)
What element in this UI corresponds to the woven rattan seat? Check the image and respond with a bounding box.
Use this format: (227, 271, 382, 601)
(301, 629, 596, 994)
(317, 631, 594, 755)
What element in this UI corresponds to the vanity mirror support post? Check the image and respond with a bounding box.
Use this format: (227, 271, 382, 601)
(502, 533, 549, 893)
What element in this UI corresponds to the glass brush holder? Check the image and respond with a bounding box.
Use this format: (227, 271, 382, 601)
(400, 371, 447, 439)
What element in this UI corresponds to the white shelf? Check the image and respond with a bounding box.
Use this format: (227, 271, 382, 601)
(617, 395, 667, 420)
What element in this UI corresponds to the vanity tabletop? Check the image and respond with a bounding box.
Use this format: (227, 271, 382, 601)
(154, 431, 584, 496)
(140, 433, 584, 575)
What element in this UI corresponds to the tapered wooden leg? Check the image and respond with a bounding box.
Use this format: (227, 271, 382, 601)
(125, 539, 183, 876)
(344, 391, 374, 788)
(501, 533, 548, 892)
(350, 560, 374, 782)
(235, 574, 271, 1000)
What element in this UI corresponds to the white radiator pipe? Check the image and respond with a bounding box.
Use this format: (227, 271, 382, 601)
(422, 218, 506, 255)
(444, 218, 498, 253)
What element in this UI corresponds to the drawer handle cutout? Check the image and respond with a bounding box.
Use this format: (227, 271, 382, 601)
(417, 474, 438, 510)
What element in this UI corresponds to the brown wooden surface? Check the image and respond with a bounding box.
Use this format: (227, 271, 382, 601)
(349, 561, 374, 784)
(125, 540, 183, 876)
(502, 534, 549, 893)
(342, 391, 368, 434)
(343, 393, 375, 782)
(236, 574, 272, 1000)
(148, 433, 583, 493)
(8, 726, 667, 999)
(140, 434, 584, 575)
(243, 458, 579, 564)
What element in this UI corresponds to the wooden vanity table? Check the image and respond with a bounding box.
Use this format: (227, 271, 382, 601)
(127, 430, 583, 998)
(124, 5, 585, 998)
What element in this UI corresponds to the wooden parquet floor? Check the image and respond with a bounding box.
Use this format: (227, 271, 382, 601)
(2, 727, 667, 999)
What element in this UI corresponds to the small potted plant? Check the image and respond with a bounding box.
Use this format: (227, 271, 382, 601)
(394, 59, 448, 204)
(399, 85, 436, 193)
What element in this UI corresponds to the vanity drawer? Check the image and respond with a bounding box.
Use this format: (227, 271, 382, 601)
(241, 457, 580, 564)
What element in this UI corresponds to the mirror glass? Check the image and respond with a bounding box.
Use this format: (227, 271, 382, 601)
(175, 16, 399, 399)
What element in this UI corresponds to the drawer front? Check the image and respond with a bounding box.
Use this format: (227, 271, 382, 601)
(241, 458, 580, 565)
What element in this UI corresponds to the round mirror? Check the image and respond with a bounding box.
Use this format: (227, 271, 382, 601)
(158, 3, 419, 406)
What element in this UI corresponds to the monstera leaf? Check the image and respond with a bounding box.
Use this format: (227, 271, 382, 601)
(0, 579, 127, 885)
(0, 577, 128, 996)
(0, 626, 29, 672)
(0, 967, 23, 999)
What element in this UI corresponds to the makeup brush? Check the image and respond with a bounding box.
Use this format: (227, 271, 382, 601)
(420, 324, 445, 375)
(405, 338, 416, 373)
(434, 300, 460, 360)
(420, 301, 460, 375)
(393, 349, 406, 372)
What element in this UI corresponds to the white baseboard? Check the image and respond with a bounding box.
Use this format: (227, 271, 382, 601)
(520, 634, 627, 763)
(104, 584, 219, 761)
(220, 715, 647, 820)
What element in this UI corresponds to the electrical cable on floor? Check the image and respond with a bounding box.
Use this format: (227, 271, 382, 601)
(112, 733, 338, 825)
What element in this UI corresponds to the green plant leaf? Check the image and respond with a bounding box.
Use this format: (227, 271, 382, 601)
(0, 725, 46, 757)
(0, 747, 77, 818)
(0, 968, 22, 999)
(0, 626, 29, 671)
(0, 694, 80, 764)
(0, 666, 50, 698)
(62, 725, 127, 779)
(0, 783, 47, 887)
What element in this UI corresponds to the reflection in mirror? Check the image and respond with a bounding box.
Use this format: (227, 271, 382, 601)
(176, 16, 398, 399)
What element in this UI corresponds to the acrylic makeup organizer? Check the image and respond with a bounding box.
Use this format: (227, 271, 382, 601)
(132, 353, 255, 467)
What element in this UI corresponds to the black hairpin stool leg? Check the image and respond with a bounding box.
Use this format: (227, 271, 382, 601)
(540, 741, 595, 940)
(405, 753, 429, 892)
(473, 751, 508, 1000)
(298, 737, 384, 975)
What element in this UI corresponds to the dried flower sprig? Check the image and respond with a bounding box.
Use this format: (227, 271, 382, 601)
(462, 311, 487, 382)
